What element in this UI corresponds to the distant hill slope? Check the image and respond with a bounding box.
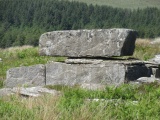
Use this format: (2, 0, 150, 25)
(69, 0, 160, 9)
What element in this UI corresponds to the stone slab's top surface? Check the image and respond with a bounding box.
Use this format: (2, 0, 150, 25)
(39, 28, 137, 57)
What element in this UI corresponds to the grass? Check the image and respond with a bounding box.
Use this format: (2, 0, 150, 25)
(69, 0, 160, 9)
(1, 83, 160, 119)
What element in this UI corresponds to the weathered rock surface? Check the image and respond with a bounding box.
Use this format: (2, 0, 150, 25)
(5, 64, 45, 88)
(46, 59, 160, 86)
(5, 59, 160, 88)
(5, 60, 159, 88)
(46, 61, 126, 86)
(39, 28, 137, 57)
(11, 86, 61, 97)
(0, 86, 61, 97)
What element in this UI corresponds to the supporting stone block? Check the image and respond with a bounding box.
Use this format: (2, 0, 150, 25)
(5, 64, 45, 88)
(46, 61, 126, 86)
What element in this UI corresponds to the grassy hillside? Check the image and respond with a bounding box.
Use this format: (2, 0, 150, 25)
(69, 0, 160, 9)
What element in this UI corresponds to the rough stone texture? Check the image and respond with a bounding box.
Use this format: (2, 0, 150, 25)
(0, 87, 61, 97)
(46, 61, 126, 86)
(11, 86, 61, 97)
(5, 64, 45, 88)
(46, 59, 160, 86)
(39, 28, 137, 57)
(5, 59, 160, 88)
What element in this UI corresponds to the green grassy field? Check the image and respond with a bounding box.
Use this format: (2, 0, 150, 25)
(69, 0, 160, 9)
(1, 82, 160, 119)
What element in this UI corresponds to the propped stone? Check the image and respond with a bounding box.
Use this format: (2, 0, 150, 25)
(39, 28, 137, 57)
(0, 86, 61, 97)
(46, 61, 126, 86)
(5, 64, 45, 88)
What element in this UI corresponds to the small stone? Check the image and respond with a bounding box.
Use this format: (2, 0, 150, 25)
(137, 76, 156, 83)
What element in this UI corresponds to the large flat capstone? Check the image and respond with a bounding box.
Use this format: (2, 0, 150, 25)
(39, 28, 137, 57)
(5, 64, 45, 88)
